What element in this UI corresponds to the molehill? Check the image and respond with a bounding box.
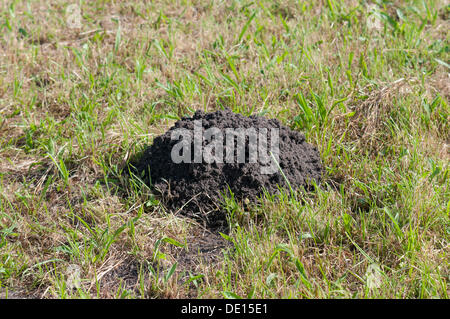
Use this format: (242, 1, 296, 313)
(135, 109, 323, 228)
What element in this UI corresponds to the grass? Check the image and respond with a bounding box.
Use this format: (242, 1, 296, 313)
(0, 0, 448, 298)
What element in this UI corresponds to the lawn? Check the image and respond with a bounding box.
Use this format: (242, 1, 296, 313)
(0, 0, 448, 298)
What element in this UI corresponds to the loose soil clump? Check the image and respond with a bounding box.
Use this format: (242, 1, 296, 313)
(135, 109, 323, 229)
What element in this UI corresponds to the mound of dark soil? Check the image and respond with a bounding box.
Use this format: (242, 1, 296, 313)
(135, 109, 323, 228)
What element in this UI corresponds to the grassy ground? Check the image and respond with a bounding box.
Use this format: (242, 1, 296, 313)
(0, 0, 448, 299)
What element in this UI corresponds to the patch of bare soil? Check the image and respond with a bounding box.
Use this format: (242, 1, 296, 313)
(135, 109, 323, 229)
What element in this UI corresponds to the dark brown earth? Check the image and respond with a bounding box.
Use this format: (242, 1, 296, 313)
(135, 109, 323, 229)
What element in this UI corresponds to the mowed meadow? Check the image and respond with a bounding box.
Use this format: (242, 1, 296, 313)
(0, 0, 448, 298)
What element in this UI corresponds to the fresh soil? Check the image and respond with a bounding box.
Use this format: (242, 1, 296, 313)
(135, 109, 323, 229)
